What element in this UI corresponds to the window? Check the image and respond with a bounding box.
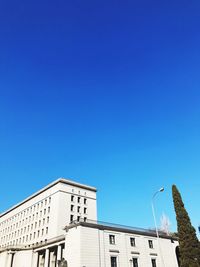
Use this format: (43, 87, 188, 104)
(130, 237, 136, 247)
(148, 240, 153, 249)
(84, 217, 87, 222)
(132, 258, 138, 267)
(71, 195, 74, 202)
(151, 259, 156, 267)
(84, 207, 87, 214)
(77, 197, 80, 203)
(77, 216, 80, 222)
(110, 256, 117, 267)
(84, 198, 87, 205)
(71, 205, 74, 212)
(109, 235, 115, 245)
(77, 206, 80, 213)
(70, 215, 74, 222)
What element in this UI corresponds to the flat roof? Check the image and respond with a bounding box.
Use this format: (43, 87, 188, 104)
(65, 219, 178, 240)
(0, 178, 97, 218)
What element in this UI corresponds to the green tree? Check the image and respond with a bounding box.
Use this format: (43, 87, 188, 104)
(172, 185, 200, 267)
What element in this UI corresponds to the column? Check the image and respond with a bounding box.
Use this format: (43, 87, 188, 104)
(32, 251, 39, 267)
(6, 253, 12, 267)
(44, 249, 50, 267)
(56, 245, 62, 267)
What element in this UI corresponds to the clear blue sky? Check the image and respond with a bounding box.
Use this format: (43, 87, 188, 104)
(0, 0, 200, 233)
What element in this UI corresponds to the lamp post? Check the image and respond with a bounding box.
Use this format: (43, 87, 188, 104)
(151, 187, 165, 267)
(151, 187, 164, 239)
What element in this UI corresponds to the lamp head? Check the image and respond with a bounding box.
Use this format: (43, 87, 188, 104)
(159, 187, 164, 192)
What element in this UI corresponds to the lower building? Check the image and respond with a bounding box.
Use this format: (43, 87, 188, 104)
(0, 179, 180, 267)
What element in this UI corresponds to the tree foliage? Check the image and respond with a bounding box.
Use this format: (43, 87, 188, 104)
(172, 185, 200, 267)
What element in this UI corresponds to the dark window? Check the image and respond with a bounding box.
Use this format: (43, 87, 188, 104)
(84, 217, 87, 222)
(133, 258, 138, 267)
(111, 256, 117, 267)
(77, 197, 80, 203)
(77, 206, 80, 213)
(70, 215, 74, 222)
(84, 198, 87, 204)
(130, 237, 136, 247)
(71, 195, 74, 202)
(77, 216, 80, 222)
(109, 235, 115, 245)
(84, 207, 87, 214)
(148, 240, 153, 249)
(71, 205, 74, 212)
(151, 259, 156, 267)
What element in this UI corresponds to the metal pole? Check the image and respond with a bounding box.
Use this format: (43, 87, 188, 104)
(151, 188, 165, 267)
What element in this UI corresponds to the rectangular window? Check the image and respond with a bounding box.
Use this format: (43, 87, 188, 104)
(130, 237, 135, 247)
(148, 240, 153, 249)
(70, 215, 74, 222)
(110, 256, 117, 267)
(84, 207, 87, 214)
(133, 258, 138, 267)
(151, 259, 156, 267)
(71, 205, 74, 212)
(71, 195, 74, 202)
(84, 198, 87, 204)
(77, 197, 80, 203)
(77, 206, 80, 213)
(77, 216, 80, 222)
(109, 235, 115, 245)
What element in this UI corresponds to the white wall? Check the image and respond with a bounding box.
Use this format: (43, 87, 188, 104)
(12, 250, 33, 267)
(65, 225, 179, 267)
(65, 227, 81, 266)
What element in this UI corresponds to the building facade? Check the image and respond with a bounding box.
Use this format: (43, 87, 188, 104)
(65, 220, 179, 267)
(0, 178, 179, 267)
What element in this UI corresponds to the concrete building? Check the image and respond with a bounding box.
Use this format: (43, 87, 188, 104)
(0, 178, 179, 267)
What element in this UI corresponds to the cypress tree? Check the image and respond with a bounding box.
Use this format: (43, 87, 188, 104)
(172, 184, 200, 267)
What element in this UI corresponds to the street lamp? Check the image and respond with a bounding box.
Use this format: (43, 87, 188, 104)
(151, 187, 164, 239)
(151, 187, 165, 267)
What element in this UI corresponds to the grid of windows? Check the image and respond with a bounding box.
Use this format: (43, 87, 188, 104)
(0, 197, 51, 248)
(70, 192, 88, 223)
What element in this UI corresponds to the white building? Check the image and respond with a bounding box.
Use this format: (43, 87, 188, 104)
(0, 178, 179, 267)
